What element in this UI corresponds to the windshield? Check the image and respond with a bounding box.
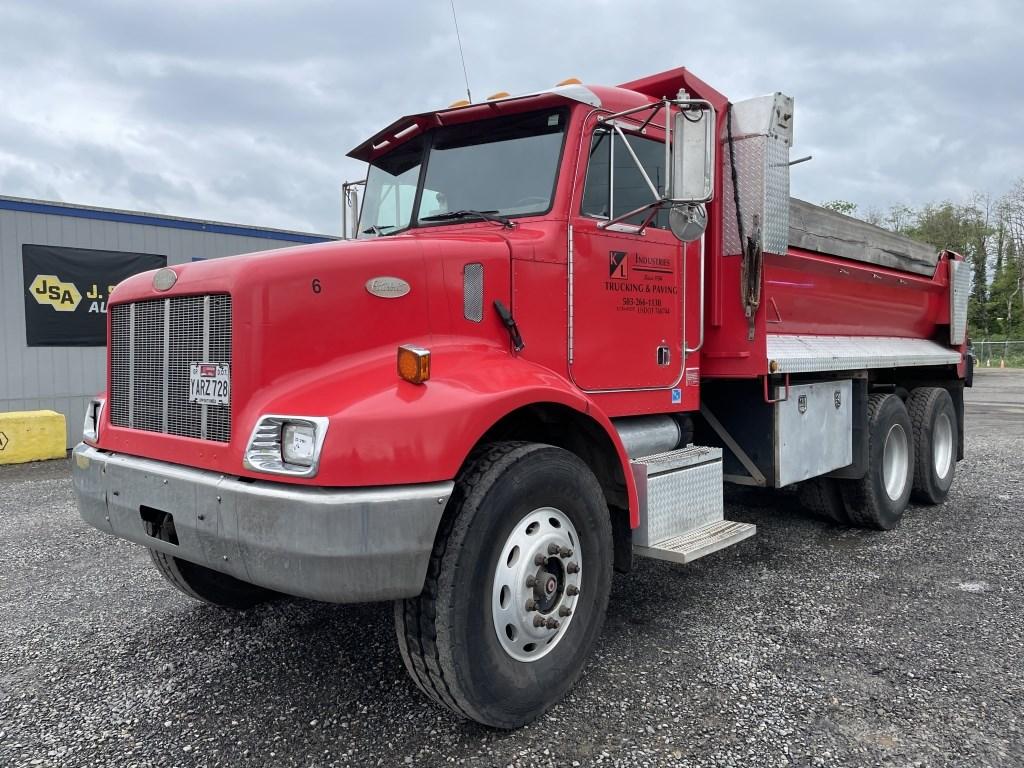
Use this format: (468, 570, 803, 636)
(357, 108, 567, 237)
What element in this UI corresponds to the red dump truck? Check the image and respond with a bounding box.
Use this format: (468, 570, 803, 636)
(72, 67, 971, 728)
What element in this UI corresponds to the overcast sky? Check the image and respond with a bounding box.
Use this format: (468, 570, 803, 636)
(0, 0, 1020, 235)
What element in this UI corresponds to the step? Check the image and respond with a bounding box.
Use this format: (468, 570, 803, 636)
(631, 445, 724, 548)
(633, 519, 756, 565)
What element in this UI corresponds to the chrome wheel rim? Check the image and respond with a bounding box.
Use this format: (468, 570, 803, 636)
(491, 507, 581, 662)
(933, 412, 954, 480)
(882, 423, 909, 501)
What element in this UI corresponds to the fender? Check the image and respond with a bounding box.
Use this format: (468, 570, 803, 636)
(251, 338, 639, 523)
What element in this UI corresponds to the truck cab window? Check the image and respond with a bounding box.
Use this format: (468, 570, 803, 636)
(581, 129, 668, 229)
(358, 134, 425, 237)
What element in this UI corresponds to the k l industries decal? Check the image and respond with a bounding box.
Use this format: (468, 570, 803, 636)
(609, 251, 628, 279)
(603, 250, 677, 316)
(22, 244, 166, 346)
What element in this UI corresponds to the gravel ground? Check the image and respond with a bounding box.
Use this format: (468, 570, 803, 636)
(1, 370, 1021, 767)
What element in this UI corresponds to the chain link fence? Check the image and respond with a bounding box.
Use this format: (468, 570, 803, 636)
(973, 340, 1024, 368)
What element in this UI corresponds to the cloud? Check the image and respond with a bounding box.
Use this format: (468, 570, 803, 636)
(0, 0, 1020, 232)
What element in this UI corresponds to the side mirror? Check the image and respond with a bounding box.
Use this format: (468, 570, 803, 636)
(670, 106, 715, 203)
(668, 203, 707, 243)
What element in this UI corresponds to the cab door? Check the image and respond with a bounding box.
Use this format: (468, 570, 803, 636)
(569, 122, 685, 392)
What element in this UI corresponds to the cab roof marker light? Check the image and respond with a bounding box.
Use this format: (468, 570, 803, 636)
(448, 99, 471, 108)
(556, 77, 582, 86)
(486, 91, 511, 101)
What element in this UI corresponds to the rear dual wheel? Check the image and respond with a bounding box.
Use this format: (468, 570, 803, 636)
(798, 476, 848, 525)
(907, 387, 958, 505)
(842, 393, 914, 530)
(803, 388, 957, 530)
(394, 442, 613, 729)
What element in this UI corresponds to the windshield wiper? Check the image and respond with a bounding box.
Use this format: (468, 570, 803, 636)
(420, 210, 514, 228)
(361, 224, 399, 236)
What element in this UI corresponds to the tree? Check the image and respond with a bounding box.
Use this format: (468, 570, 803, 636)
(863, 207, 885, 227)
(886, 204, 916, 234)
(989, 238, 1019, 337)
(907, 200, 992, 334)
(986, 181, 1024, 340)
(992, 189, 1024, 338)
(822, 200, 858, 216)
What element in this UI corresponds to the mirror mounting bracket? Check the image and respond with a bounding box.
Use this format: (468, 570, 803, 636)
(596, 97, 716, 230)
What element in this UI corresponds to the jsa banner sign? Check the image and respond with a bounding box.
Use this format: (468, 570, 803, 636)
(22, 244, 166, 346)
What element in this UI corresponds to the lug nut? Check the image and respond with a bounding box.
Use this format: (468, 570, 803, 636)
(545, 618, 560, 630)
(525, 575, 537, 588)
(525, 599, 537, 612)
(566, 585, 579, 596)
(559, 547, 573, 558)
(534, 553, 547, 566)
(533, 615, 547, 628)
(548, 543, 561, 555)
(558, 606, 572, 617)
(566, 561, 580, 574)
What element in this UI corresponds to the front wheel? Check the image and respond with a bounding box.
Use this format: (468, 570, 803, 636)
(149, 550, 278, 609)
(394, 442, 613, 729)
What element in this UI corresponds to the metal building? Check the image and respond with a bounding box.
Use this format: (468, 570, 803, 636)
(1, 195, 334, 448)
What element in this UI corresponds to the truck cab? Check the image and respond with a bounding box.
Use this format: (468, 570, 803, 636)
(72, 67, 968, 729)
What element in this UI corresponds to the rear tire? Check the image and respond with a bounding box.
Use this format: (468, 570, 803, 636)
(907, 387, 957, 505)
(841, 394, 914, 530)
(149, 550, 278, 609)
(798, 477, 848, 525)
(394, 442, 613, 729)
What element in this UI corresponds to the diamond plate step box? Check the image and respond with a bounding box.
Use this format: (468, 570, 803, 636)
(631, 445, 724, 547)
(631, 446, 756, 564)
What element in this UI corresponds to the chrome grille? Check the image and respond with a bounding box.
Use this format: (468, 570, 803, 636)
(109, 295, 232, 442)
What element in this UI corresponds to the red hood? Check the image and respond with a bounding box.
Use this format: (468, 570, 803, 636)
(100, 231, 516, 478)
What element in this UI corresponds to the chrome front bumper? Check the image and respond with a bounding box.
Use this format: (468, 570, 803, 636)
(71, 443, 452, 603)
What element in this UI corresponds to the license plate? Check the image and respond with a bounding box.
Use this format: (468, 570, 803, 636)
(189, 363, 230, 406)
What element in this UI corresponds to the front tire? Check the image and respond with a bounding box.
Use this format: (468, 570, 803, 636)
(394, 442, 613, 729)
(149, 550, 278, 609)
(907, 387, 958, 504)
(842, 394, 915, 530)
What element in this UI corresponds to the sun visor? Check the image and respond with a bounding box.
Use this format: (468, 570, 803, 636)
(347, 84, 602, 163)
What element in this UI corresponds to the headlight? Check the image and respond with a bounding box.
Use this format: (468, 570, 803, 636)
(243, 415, 329, 477)
(282, 422, 316, 466)
(83, 398, 104, 442)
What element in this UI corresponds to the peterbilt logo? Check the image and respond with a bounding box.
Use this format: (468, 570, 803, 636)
(152, 267, 177, 291)
(365, 276, 411, 298)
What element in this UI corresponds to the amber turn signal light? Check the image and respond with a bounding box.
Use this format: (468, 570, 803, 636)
(397, 345, 431, 384)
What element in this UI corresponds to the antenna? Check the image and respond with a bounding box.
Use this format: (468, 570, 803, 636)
(449, 0, 472, 102)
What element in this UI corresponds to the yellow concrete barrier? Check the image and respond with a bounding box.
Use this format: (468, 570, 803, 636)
(0, 410, 67, 465)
